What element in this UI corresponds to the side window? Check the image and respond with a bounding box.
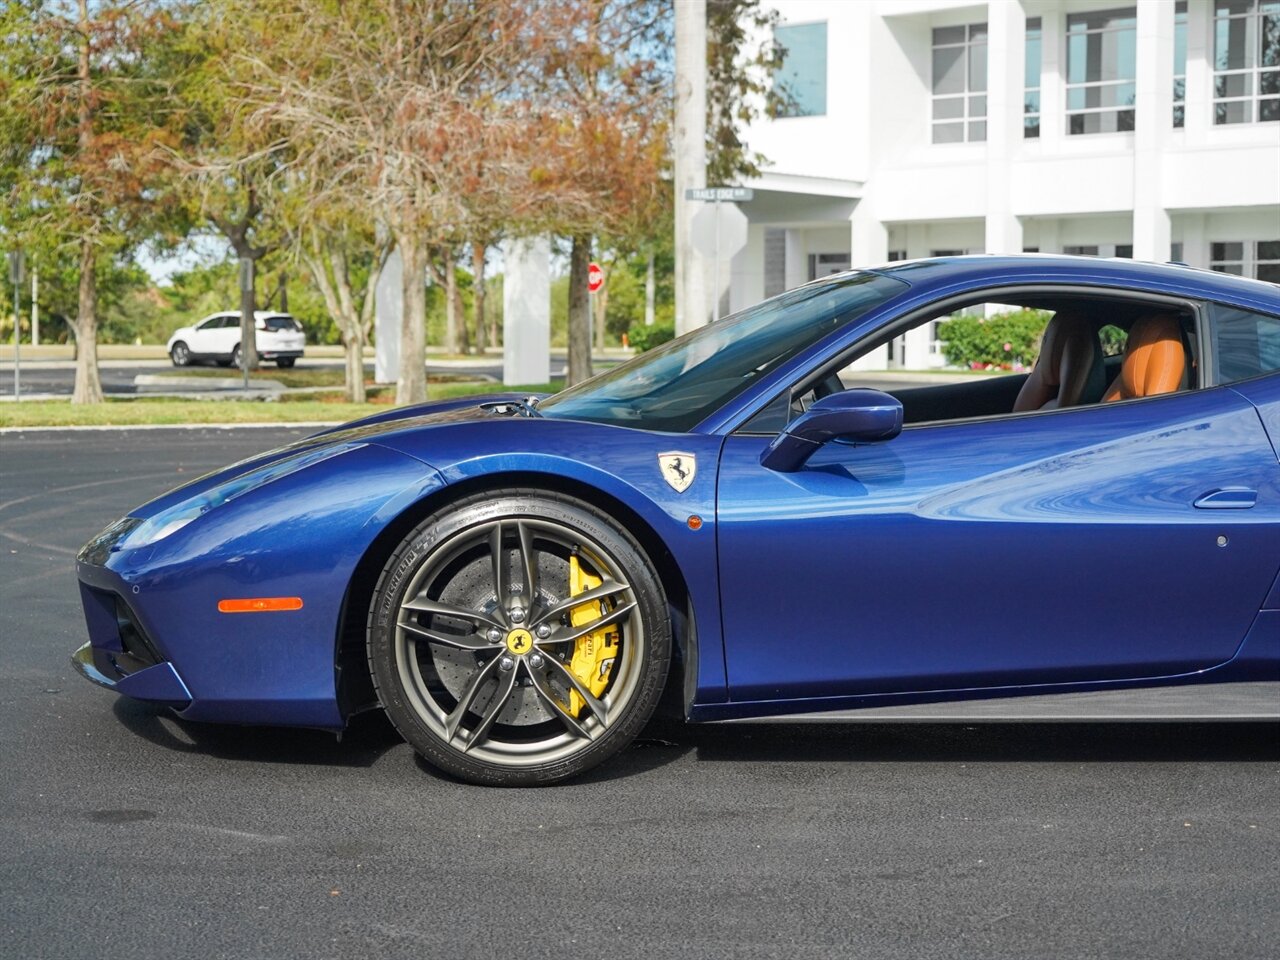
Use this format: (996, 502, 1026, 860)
(197, 317, 218, 330)
(1212, 303, 1280, 384)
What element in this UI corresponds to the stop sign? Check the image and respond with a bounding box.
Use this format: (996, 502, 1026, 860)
(587, 262, 604, 293)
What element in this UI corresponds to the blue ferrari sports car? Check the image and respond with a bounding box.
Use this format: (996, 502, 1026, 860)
(74, 256, 1280, 784)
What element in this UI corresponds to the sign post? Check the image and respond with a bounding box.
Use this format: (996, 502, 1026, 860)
(686, 187, 752, 323)
(7, 251, 24, 401)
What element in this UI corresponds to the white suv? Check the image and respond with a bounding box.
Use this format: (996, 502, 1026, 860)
(167, 312, 306, 368)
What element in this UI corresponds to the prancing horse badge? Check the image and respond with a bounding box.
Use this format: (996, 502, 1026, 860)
(658, 452, 696, 493)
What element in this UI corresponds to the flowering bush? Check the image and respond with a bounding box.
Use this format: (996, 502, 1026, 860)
(937, 308, 1052, 369)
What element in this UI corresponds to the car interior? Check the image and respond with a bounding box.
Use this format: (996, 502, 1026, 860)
(799, 291, 1202, 428)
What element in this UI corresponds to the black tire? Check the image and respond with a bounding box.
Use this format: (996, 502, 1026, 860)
(230, 344, 242, 369)
(368, 490, 670, 786)
(170, 342, 191, 367)
(276, 357, 296, 368)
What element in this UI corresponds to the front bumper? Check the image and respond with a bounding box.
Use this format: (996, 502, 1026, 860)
(71, 640, 192, 706)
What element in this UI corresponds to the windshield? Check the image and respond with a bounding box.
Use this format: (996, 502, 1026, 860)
(538, 271, 907, 432)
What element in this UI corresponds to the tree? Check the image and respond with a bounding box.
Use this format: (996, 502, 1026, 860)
(531, 0, 672, 385)
(302, 219, 390, 402)
(0, 0, 182, 402)
(237, 0, 559, 404)
(705, 0, 791, 184)
(166, 2, 292, 378)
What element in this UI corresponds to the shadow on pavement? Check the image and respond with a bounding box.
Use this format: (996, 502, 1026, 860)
(112, 698, 403, 768)
(682, 719, 1280, 764)
(111, 699, 1278, 777)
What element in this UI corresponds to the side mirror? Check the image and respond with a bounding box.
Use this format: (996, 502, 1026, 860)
(760, 388, 903, 472)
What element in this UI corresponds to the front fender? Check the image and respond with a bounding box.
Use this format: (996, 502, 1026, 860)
(86, 443, 445, 727)
(378, 419, 729, 708)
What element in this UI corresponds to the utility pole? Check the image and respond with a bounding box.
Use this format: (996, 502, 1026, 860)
(31, 261, 38, 347)
(674, 0, 708, 336)
(8, 251, 24, 400)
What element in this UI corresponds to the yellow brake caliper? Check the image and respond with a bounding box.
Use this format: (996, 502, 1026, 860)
(566, 554, 619, 717)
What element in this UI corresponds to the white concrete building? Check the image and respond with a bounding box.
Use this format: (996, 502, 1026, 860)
(728, 0, 1280, 368)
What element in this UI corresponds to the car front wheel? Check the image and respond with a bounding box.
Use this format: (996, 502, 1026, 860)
(170, 342, 190, 367)
(368, 491, 671, 786)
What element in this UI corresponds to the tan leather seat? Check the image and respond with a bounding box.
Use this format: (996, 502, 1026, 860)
(1013, 311, 1105, 412)
(1101, 313, 1186, 403)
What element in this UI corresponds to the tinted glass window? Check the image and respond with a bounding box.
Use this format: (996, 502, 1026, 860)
(263, 316, 300, 331)
(773, 22, 828, 117)
(1212, 302, 1280, 383)
(539, 273, 907, 433)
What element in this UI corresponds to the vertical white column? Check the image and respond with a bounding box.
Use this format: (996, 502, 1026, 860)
(1184, 0, 1211, 145)
(784, 229, 808, 290)
(1133, 0, 1174, 263)
(985, 0, 1026, 256)
(905, 223, 929, 260)
(1181, 212, 1209, 269)
(1040, 0, 1066, 152)
(850, 200, 888, 267)
(730, 225, 766, 314)
(1039, 218, 1061, 254)
(501, 237, 552, 387)
(674, 0, 708, 335)
(374, 247, 403, 385)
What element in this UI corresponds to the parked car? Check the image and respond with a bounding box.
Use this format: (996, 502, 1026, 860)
(166, 311, 306, 368)
(76, 257, 1280, 786)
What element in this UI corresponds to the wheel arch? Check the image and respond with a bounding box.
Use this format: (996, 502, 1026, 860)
(335, 470, 695, 723)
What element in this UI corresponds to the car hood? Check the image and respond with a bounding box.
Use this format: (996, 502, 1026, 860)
(123, 393, 543, 522)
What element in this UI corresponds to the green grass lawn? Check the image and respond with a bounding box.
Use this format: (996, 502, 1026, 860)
(0, 381, 561, 428)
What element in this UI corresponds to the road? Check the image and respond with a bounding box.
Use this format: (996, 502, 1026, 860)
(0, 357, 562, 397)
(1, 427, 1276, 959)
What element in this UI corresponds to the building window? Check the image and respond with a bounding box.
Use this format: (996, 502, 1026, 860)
(1066, 7, 1138, 134)
(1064, 244, 1133, 258)
(888, 250, 908, 261)
(1026, 17, 1042, 138)
(1213, 0, 1280, 124)
(773, 22, 828, 117)
(1175, 2, 1188, 126)
(932, 23, 988, 143)
(1212, 240, 1280, 281)
(808, 253, 851, 280)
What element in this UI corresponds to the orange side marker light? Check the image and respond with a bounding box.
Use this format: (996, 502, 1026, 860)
(217, 597, 304, 614)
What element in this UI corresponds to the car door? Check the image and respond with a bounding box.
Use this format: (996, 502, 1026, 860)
(210, 314, 239, 357)
(715, 384, 1280, 705)
(188, 316, 221, 355)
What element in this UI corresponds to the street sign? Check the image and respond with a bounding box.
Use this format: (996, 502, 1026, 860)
(691, 203, 749, 260)
(7, 251, 25, 286)
(689, 198, 749, 325)
(587, 262, 604, 293)
(685, 187, 754, 202)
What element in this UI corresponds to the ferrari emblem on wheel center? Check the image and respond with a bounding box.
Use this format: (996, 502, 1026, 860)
(505, 628, 534, 655)
(658, 452, 696, 493)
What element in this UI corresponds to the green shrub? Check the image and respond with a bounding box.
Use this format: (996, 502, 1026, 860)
(938, 308, 1051, 369)
(627, 321, 675, 352)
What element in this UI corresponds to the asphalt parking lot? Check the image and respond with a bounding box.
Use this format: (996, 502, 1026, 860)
(1, 426, 1277, 960)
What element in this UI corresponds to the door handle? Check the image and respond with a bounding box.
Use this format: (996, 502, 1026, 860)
(1193, 487, 1257, 509)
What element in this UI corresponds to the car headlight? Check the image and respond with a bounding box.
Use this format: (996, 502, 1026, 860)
(123, 442, 363, 549)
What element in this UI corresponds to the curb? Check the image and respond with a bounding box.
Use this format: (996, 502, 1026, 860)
(0, 421, 341, 434)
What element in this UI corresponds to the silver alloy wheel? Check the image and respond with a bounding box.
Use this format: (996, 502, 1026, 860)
(392, 517, 646, 768)
(171, 342, 189, 366)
